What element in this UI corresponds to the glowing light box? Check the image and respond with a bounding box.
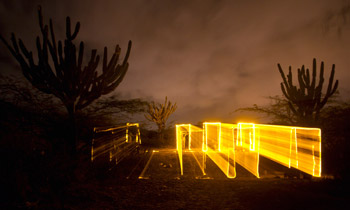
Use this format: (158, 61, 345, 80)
(176, 122, 321, 178)
(91, 123, 141, 164)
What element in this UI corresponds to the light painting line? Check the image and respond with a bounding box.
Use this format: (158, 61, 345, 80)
(191, 151, 206, 176)
(138, 151, 155, 179)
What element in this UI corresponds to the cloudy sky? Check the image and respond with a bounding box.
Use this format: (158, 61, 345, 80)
(1, 0, 350, 124)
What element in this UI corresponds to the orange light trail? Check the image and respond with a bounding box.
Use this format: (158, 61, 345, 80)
(176, 122, 321, 178)
(91, 123, 141, 165)
(176, 124, 205, 175)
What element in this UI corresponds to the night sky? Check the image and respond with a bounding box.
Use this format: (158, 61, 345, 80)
(1, 0, 350, 124)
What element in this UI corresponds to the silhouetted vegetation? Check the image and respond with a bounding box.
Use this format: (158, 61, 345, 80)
(81, 95, 148, 128)
(236, 95, 296, 125)
(319, 102, 350, 179)
(0, 5, 136, 206)
(278, 58, 338, 126)
(145, 96, 177, 142)
(0, 6, 132, 154)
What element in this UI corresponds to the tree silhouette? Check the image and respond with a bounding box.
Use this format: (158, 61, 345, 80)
(82, 95, 148, 126)
(0, 6, 132, 153)
(236, 95, 296, 125)
(145, 96, 177, 141)
(278, 58, 338, 126)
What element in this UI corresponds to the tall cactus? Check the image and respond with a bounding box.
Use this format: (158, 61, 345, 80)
(278, 58, 338, 125)
(145, 96, 177, 141)
(0, 6, 132, 153)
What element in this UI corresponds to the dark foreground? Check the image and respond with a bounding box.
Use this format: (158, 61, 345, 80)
(45, 178, 350, 210)
(2, 148, 349, 209)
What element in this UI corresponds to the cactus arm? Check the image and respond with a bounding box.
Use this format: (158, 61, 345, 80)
(1, 6, 132, 118)
(277, 58, 338, 125)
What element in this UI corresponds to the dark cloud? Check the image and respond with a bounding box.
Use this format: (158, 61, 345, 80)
(1, 0, 350, 124)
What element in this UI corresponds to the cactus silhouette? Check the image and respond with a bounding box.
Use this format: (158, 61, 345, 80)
(0, 6, 132, 153)
(278, 58, 338, 125)
(145, 96, 177, 141)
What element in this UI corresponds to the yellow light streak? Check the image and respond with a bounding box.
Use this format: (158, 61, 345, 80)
(235, 123, 259, 178)
(176, 124, 204, 176)
(176, 122, 321, 178)
(91, 123, 141, 165)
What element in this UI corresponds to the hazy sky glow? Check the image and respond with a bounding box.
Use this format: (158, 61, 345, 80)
(1, 0, 350, 124)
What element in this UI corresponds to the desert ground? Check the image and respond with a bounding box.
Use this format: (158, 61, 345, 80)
(9, 147, 347, 210)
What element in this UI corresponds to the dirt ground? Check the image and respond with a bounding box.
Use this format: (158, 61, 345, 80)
(5, 149, 350, 209)
(61, 178, 349, 210)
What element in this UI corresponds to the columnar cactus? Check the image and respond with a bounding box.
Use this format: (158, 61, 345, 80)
(278, 58, 338, 125)
(0, 6, 132, 152)
(145, 96, 177, 141)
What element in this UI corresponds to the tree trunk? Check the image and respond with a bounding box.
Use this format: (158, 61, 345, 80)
(158, 131, 164, 143)
(66, 104, 77, 156)
(158, 123, 165, 143)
